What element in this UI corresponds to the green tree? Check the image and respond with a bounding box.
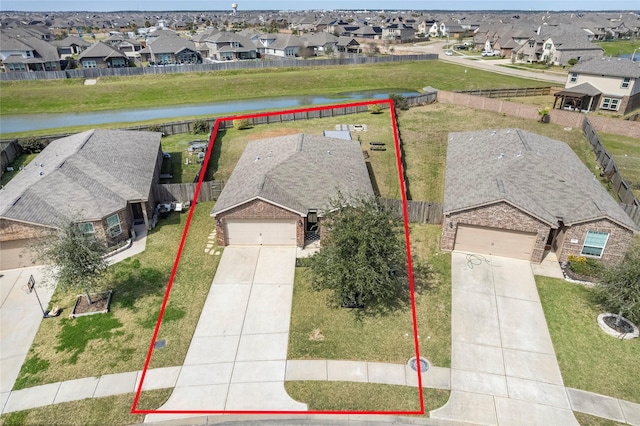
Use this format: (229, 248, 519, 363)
(389, 93, 409, 111)
(595, 240, 640, 324)
(35, 219, 109, 304)
(309, 194, 411, 314)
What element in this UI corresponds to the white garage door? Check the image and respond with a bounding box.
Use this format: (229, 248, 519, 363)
(225, 219, 297, 246)
(454, 225, 536, 261)
(0, 239, 38, 270)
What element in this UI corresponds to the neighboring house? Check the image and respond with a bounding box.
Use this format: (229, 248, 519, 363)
(300, 32, 338, 55)
(539, 33, 603, 66)
(258, 33, 305, 57)
(336, 36, 360, 53)
(0, 29, 61, 72)
(512, 35, 545, 63)
(202, 31, 257, 60)
(382, 23, 415, 41)
(441, 129, 637, 265)
(139, 34, 200, 64)
(53, 35, 91, 58)
(0, 129, 163, 270)
(211, 134, 374, 248)
(77, 41, 129, 68)
(350, 25, 381, 39)
(554, 57, 640, 114)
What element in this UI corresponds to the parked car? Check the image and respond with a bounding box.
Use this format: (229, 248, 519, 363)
(445, 50, 453, 56)
(481, 51, 496, 57)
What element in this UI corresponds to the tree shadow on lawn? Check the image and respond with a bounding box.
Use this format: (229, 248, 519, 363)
(107, 259, 169, 310)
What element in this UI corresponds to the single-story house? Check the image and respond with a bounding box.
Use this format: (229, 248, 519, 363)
(554, 57, 640, 115)
(441, 129, 637, 265)
(78, 41, 129, 68)
(0, 129, 163, 270)
(211, 134, 374, 247)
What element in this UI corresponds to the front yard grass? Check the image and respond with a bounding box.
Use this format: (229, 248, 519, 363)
(536, 277, 640, 404)
(288, 223, 451, 368)
(0, 389, 171, 426)
(14, 201, 221, 389)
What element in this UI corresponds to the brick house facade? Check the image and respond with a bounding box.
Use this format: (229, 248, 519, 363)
(555, 218, 634, 265)
(441, 202, 550, 263)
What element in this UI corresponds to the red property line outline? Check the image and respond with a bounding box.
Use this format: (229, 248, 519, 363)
(132, 99, 424, 416)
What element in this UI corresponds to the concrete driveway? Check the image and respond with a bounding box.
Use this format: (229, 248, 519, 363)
(431, 252, 579, 425)
(1, 267, 54, 411)
(145, 246, 306, 422)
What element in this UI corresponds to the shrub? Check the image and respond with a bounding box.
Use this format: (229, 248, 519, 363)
(191, 120, 210, 134)
(233, 118, 251, 130)
(568, 255, 603, 278)
(367, 104, 383, 114)
(147, 124, 163, 133)
(389, 93, 409, 111)
(595, 241, 640, 323)
(567, 58, 578, 66)
(19, 137, 47, 153)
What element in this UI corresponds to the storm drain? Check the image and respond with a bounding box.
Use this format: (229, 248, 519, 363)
(154, 339, 166, 349)
(408, 356, 430, 372)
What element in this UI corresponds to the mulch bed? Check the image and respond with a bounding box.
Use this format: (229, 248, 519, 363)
(561, 266, 599, 284)
(73, 292, 111, 315)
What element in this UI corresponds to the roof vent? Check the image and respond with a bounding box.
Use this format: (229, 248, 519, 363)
(498, 153, 504, 159)
(255, 156, 260, 162)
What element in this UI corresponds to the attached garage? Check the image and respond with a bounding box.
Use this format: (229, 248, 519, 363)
(225, 219, 297, 246)
(0, 239, 38, 270)
(454, 225, 537, 261)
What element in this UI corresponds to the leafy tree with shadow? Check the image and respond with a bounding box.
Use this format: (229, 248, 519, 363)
(34, 219, 109, 304)
(309, 193, 419, 316)
(594, 239, 640, 324)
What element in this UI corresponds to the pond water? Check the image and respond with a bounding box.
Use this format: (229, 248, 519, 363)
(0, 89, 419, 134)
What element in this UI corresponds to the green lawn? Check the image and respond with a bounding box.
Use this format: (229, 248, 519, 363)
(597, 132, 640, 198)
(0, 152, 37, 186)
(284, 382, 450, 414)
(537, 277, 640, 403)
(0, 389, 171, 426)
(14, 201, 221, 389)
(0, 61, 549, 117)
(595, 40, 640, 57)
(157, 133, 211, 183)
(288, 224, 451, 368)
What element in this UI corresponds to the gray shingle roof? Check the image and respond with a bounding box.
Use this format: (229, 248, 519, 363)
(557, 82, 602, 96)
(0, 129, 161, 228)
(78, 41, 127, 60)
(570, 57, 640, 79)
(443, 129, 637, 231)
(211, 134, 374, 217)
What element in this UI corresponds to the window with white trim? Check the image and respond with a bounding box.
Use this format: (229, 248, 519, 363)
(82, 60, 97, 68)
(570, 72, 578, 83)
(621, 77, 630, 89)
(581, 231, 609, 258)
(78, 222, 95, 235)
(601, 97, 620, 111)
(106, 214, 122, 237)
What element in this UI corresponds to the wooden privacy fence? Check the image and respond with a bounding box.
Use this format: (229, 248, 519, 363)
(380, 198, 443, 224)
(456, 86, 552, 98)
(620, 204, 640, 226)
(152, 181, 224, 204)
(582, 117, 640, 209)
(0, 54, 438, 81)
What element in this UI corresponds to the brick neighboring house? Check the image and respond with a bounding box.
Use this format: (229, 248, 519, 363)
(0, 28, 61, 73)
(211, 134, 374, 248)
(554, 57, 640, 115)
(0, 129, 163, 270)
(441, 129, 637, 265)
(78, 41, 129, 68)
(139, 34, 200, 64)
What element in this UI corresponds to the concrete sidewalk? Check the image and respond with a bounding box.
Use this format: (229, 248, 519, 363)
(144, 247, 306, 423)
(431, 252, 578, 425)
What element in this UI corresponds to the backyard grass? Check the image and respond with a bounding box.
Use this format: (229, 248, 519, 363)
(13, 200, 221, 389)
(397, 103, 599, 203)
(157, 132, 211, 183)
(288, 224, 451, 368)
(0, 61, 549, 117)
(595, 40, 640, 57)
(0, 153, 37, 186)
(536, 277, 640, 404)
(0, 389, 171, 426)
(597, 132, 640, 198)
(284, 382, 450, 414)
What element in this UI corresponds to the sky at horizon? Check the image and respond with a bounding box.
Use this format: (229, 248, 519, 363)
(1, 0, 639, 12)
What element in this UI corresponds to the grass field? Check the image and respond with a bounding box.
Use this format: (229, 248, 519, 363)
(0, 61, 549, 117)
(537, 277, 640, 404)
(0, 389, 171, 426)
(597, 132, 640, 198)
(14, 201, 221, 389)
(595, 40, 640, 57)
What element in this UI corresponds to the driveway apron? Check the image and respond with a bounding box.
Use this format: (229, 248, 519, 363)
(431, 252, 579, 425)
(145, 246, 306, 423)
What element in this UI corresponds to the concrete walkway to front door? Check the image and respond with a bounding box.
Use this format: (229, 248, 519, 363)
(431, 252, 579, 425)
(144, 246, 306, 423)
